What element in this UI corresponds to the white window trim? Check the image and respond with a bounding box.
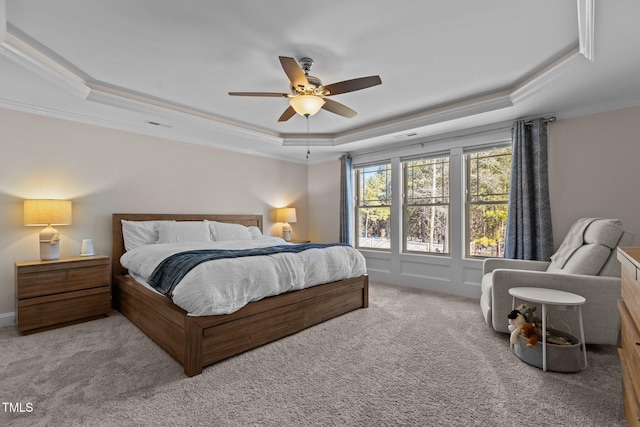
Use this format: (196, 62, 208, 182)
(402, 154, 451, 256)
(352, 128, 511, 262)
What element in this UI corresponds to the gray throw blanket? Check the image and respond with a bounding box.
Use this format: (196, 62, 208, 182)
(147, 243, 348, 296)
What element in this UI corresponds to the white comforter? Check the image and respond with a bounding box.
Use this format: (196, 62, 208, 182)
(120, 237, 367, 316)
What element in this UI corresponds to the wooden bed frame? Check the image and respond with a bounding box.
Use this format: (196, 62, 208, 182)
(111, 213, 368, 377)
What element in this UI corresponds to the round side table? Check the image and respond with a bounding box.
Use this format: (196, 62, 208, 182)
(508, 287, 587, 372)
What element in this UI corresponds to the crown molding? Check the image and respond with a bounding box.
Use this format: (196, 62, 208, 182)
(0, 95, 150, 133)
(510, 0, 594, 104)
(0, 33, 90, 99)
(86, 82, 283, 145)
(510, 47, 589, 104)
(339, 90, 514, 146)
(282, 137, 335, 147)
(0, 3, 89, 99)
(577, 0, 596, 61)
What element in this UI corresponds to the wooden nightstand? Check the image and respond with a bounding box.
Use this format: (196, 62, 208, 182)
(15, 255, 111, 335)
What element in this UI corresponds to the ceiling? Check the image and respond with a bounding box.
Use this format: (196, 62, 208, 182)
(1, 0, 639, 163)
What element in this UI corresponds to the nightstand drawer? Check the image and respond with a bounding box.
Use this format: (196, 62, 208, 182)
(17, 286, 110, 334)
(16, 257, 109, 299)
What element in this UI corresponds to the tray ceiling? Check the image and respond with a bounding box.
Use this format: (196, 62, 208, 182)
(1, 0, 639, 163)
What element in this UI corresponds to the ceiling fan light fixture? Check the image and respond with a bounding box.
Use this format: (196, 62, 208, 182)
(290, 94, 325, 117)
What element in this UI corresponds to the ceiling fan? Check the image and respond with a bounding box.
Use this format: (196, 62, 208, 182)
(229, 56, 382, 122)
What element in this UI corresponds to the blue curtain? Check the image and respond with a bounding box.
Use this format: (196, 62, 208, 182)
(504, 118, 554, 260)
(339, 154, 353, 245)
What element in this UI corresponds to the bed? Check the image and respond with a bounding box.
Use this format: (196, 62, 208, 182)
(111, 213, 369, 376)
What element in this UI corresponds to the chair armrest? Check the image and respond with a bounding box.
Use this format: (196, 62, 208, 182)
(491, 269, 620, 294)
(490, 269, 621, 343)
(483, 258, 550, 275)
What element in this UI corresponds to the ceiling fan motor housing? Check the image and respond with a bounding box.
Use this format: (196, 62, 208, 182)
(291, 57, 323, 94)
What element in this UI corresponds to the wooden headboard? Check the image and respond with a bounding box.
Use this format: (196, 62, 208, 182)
(111, 213, 263, 279)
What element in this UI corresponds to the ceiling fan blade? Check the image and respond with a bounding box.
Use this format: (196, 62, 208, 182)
(323, 75, 382, 96)
(321, 98, 357, 118)
(228, 92, 289, 97)
(278, 106, 297, 122)
(279, 56, 309, 91)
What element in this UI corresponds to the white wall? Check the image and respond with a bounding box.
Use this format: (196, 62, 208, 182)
(0, 108, 308, 318)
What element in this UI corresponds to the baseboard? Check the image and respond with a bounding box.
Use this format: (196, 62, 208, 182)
(0, 312, 16, 328)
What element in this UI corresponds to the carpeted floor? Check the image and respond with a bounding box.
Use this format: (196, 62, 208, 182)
(0, 282, 626, 426)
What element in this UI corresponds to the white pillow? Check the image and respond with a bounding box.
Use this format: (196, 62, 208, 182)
(121, 220, 174, 251)
(248, 226, 263, 239)
(156, 220, 212, 243)
(210, 221, 253, 241)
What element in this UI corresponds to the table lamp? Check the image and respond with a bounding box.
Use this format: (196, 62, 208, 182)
(276, 207, 297, 241)
(24, 199, 72, 260)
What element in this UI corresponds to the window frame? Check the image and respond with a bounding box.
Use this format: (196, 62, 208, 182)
(354, 162, 392, 251)
(464, 144, 512, 259)
(402, 155, 451, 255)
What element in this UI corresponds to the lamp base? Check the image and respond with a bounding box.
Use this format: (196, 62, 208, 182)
(282, 222, 293, 242)
(40, 242, 60, 260)
(39, 225, 60, 260)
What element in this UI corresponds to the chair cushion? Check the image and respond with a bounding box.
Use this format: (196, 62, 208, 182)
(549, 218, 598, 269)
(547, 244, 611, 275)
(583, 219, 623, 248)
(547, 218, 625, 275)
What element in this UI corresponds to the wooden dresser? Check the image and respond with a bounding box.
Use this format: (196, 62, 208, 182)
(618, 247, 640, 426)
(15, 255, 111, 334)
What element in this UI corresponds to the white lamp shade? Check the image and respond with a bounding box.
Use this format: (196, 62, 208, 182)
(289, 95, 325, 117)
(24, 199, 72, 226)
(276, 207, 297, 224)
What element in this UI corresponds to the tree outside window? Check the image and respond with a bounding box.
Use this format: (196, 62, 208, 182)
(355, 163, 391, 250)
(465, 146, 512, 257)
(403, 156, 450, 254)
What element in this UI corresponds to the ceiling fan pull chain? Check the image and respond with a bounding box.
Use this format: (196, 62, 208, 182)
(306, 116, 311, 160)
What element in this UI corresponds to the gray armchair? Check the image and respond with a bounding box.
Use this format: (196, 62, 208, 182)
(480, 218, 634, 345)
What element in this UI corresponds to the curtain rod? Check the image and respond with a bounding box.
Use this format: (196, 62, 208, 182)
(524, 116, 556, 126)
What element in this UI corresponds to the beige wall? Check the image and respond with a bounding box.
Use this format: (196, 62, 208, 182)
(548, 106, 640, 246)
(2, 105, 639, 316)
(306, 105, 640, 297)
(308, 160, 340, 243)
(306, 106, 640, 248)
(0, 109, 308, 316)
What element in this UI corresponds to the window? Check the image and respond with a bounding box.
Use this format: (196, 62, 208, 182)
(355, 163, 391, 250)
(465, 146, 512, 257)
(403, 156, 450, 254)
